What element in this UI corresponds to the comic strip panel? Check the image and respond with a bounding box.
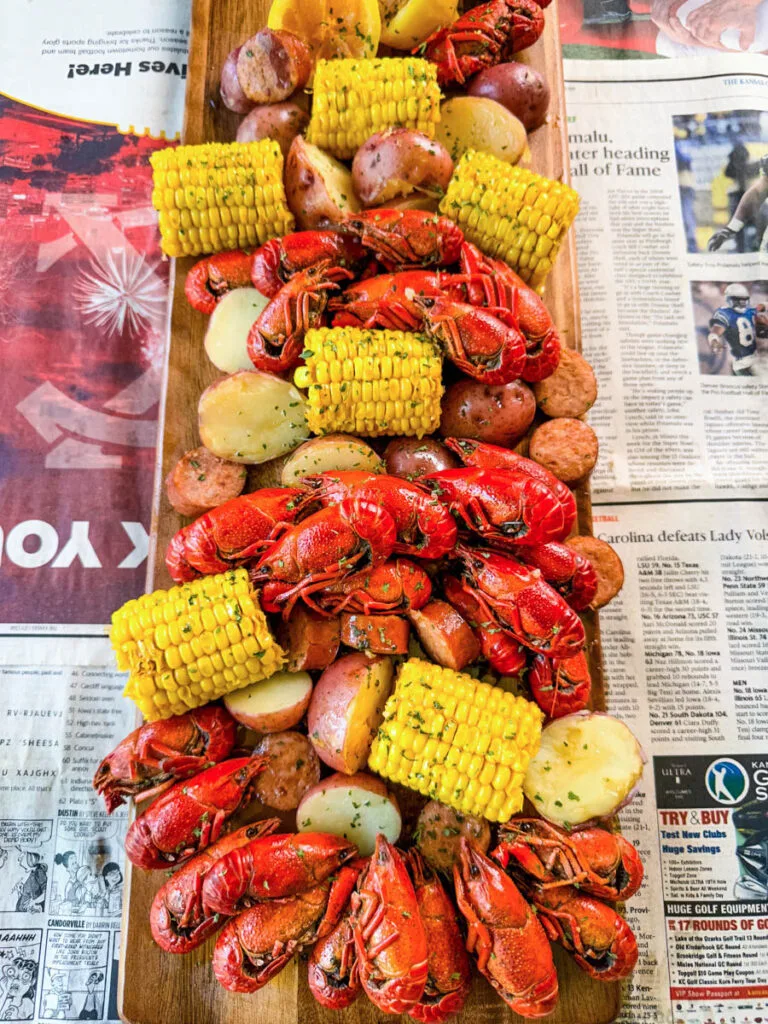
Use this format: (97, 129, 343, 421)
(0, 820, 53, 915)
(690, 280, 768, 378)
(673, 110, 768, 255)
(51, 816, 124, 920)
(40, 930, 109, 1020)
(0, 930, 42, 1021)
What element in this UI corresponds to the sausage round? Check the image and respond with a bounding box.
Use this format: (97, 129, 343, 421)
(277, 605, 341, 672)
(236, 29, 312, 105)
(414, 800, 491, 875)
(527, 418, 599, 483)
(408, 600, 480, 671)
(165, 446, 247, 517)
(533, 348, 598, 419)
(340, 614, 410, 655)
(253, 731, 321, 811)
(220, 47, 254, 114)
(566, 535, 624, 609)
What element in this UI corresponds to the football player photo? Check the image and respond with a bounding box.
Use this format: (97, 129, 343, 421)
(691, 280, 768, 377)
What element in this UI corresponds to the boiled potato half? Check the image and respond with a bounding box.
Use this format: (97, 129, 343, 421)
(281, 434, 384, 484)
(224, 670, 313, 732)
(379, 0, 458, 48)
(435, 96, 527, 165)
(297, 771, 401, 856)
(285, 136, 361, 231)
(204, 287, 269, 373)
(198, 370, 308, 464)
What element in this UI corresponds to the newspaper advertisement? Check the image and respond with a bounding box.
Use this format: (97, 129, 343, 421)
(1, 2, 768, 1022)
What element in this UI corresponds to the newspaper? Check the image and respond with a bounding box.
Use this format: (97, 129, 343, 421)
(1, 2, 767, 1022)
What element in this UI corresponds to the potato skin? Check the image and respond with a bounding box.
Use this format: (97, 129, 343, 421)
(439, 379, 536, 447)
(236, 102, 309, 157)
(468, 63, 550, 132)
(383, 438, 460, 479)
(352, 129, 453, 207)
(220, 46, 254, 114)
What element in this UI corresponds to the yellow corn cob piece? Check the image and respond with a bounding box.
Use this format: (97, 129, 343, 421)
(111, 569, 284, 721)
(369, 658, 543, 823)
(306, 57, 441, 160)
(440, 150, 580, 292)
(150, 140, 294, 258)
(294, 326, 443, 438)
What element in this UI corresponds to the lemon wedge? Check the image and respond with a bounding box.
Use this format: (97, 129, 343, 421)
(268, 0, 381, 72)
(379, 0, 458, 49)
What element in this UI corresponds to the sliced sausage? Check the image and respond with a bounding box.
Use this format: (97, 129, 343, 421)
(533, 348, 598, 419)
(566, 535, 624, 609)
(165, 446, 247, 517)
(408, 600, 480, 671)
(277, 605, 341, 672)
(527, 418, 599, 484)
(340, 614, 410, 655)
(236, 29, 312, 105)
(414, 800, 491, 875)
(253, 731, 321, 811)
(220, 46, 255, 114)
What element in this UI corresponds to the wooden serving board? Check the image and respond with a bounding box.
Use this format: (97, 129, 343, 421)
(119, 1, 620, 1022)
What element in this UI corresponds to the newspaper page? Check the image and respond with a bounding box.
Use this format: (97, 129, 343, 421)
(1, 2, 767, 1024)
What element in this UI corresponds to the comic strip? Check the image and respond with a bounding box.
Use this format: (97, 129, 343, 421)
(0, 930, 42, 1021)
(39, 930, 109, 1020)
(0, 822, 53, 916)
(50, 817, 123, 921)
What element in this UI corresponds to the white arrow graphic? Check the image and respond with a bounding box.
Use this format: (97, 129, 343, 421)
(118, 522, 149, 569)
(17, 381, 157, 448)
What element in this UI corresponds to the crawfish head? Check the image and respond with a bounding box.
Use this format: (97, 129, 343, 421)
(527, 650, 592, 719)
(123, 756, 266, 871)
(251, 231, 368, 298)
(342, 210, 464, 269)
(202, 832, 358, 916)
(329, 270, 444, 331)
(184, 250, 255, 314)
(352, 834, 428, 1015)
(307, 859, 367, 1011)
(318, 558, 433, 615)
(453, 839, 558, 1019)
(93, 704, 238, 814)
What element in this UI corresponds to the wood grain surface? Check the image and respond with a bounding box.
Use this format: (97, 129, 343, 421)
(119, 1, 620, 1021)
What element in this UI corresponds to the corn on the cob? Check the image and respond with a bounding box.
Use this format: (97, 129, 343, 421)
(112, 569, 284, 721)
(369, 658, 543, 823)
(306, 57, 441, 160)
(440, 150, 580, 291)
(150, 140, 294, 257)
(294, 327, 443, 438)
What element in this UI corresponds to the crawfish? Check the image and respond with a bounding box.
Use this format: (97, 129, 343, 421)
(303, 470, 458, 559)
(352, 835, 428, 1014)
(455, 545, 585, 658)
(247, 261, 346, 374)
(454, 839, 558, 1018)
(421, 0, 545, 86)
(444, 438, 577, 539)
(318, 558, 432, 615)
(165, 486, 308, 584)
(124, 756, 266, 871)
(516, 541, 598, 611)
(184, 250, 255, 315)
(93, 704, 237, 813)
(527, 650, 592, 718)
(250, 230, 368, 298)
(454, 242, 561, 382)
(150, 818, 280, 954)
(493, 818, 644, 903)
(252, 496, 397, 618)
(307, 858, 368, 1010)
(341, 210, 463, 269)
(424, 468, 565, 547)
(525, 884, 639, 982)
(202, 832, 358, 916)
(441, 573, 527, 675)
(406, 850, 472, 1024)
(212, 864, 359, 994)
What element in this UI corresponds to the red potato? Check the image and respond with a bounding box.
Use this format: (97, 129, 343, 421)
(236, 29, 311, 104)
(340, 614, 410, 655)
(351, 129, 454, 207)
(468, 62, 550, 132)
(383, 438, 460, 480)
(307, 653, 394, 774)
(277, 605, 341, 672)
(439, 379, 536, 447)
(253, 731, 320, 811)
(236, 102, 309, 158)
(220, 46, 254, 114)
(165, 447, 247, 517)
(224, 670, 313, 732)
(408, 600, 480, 671)
(284, 136, 361, 231)
(297, 772, 402, 856)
